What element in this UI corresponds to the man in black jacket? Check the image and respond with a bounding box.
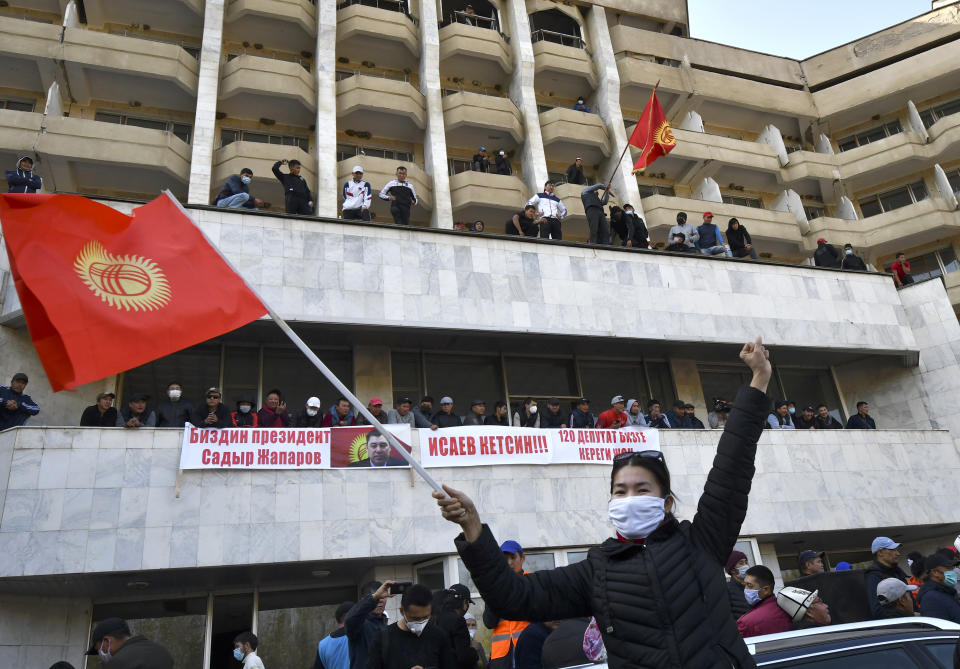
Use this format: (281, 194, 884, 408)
(272, 159, 314, 214)
(565, 158, 585, 185)
(367, 584, 456, 669)
(846, 401, 876, 429)
(0, 372, 40, 430)
(841, 243, 868, 271)
(157, 382, 194, 427)
(379, 166, 419, 225)
(80, 392, 118, 427)
(568, 398, 595, 428)
(433, 396, 463, 428)
(432, 584, 479, 669)
(815, 404, 843, 429)
(191, 387, 231, 429)
(541, 398, 567, 428)
(472, 147, 491, 173)
(864, 536, 908, 619)
(581, 183, 612, 244)
(86, 617, 173, 668)
(345, 581, 391, 669)
(813, 238, 840, 268)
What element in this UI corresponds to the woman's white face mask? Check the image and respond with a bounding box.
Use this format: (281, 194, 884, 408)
(608, 496, 665, 540)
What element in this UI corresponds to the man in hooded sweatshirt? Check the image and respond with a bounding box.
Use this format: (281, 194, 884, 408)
(6, 155, 42, 193)
(272, 159, 314, 215)
(624, 399, 647, 427)
(668, 212, 699, 250)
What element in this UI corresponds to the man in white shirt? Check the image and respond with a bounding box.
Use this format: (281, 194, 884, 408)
(526, 180, 567, 240)
(342, 165, 373, 221)
(234, 631, 266, 669)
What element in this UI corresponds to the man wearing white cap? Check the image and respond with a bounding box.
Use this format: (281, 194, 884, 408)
(432, 396, 463, 428)
(295, 396, 324, 428)
(776, 587, 832, 627)
(864, 536, 908, 619)
(876, 577, 918, 619)
(342, 165, 372, 221)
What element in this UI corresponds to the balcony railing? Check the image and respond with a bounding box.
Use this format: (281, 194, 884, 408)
(336, 69, 411, 83)
(336, 0, 419, 24)
(106, 29, 201, 59)
(530, 28, 584, 49)
(225, 50, 312, 71)
(442, 11, 499, 31)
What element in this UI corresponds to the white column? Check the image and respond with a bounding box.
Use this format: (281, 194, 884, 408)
(418, 0, 453, 227)
(505, 0, 548, 194)
(584, 5, 642, 215)
(187, 0, 225, 205)
(315, 0, 340, 217)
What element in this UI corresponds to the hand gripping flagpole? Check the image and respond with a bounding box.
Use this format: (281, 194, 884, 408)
(162, 191, 448, 496)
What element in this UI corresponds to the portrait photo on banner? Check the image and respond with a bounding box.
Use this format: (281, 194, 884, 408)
(332, 424, 413, 468)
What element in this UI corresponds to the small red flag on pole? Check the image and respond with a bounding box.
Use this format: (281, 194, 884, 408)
(627, 84, 676, 173)
(0, 192, 268, 391)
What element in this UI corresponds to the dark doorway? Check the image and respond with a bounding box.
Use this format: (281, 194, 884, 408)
(210, 593, 254, 669)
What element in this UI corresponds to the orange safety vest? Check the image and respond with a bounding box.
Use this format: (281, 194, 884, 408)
(489, 571, 530, 661)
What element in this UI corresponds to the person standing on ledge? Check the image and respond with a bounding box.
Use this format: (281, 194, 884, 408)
(272, 158, 314, 215)
(434, 336, 773, 669)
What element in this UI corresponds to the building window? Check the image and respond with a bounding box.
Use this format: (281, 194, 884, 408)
(578, 360, 675, 413)
(221, 129, 309, 152)
(803, 205, 824, 220)
(721, 195, 763, 208)
(637, 184, 676, 198)
(775, 367, 844, 420)
(919, 98, 960, 128)
(884, 246, 960, 283)
(836, 120, 902, 151)
(415, 559, 446, 590)
(337, 143, 414, 163)
(0, 98, 35, 112)
(529, 9, 584, 49)
(945, 167, 960, 196)
(504, 356, 578, 399)
(424, 353, 504, 412)
(95, 111, 192, 143)
(858, 180, 927, 217)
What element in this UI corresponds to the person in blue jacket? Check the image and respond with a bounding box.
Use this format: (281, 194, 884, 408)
(213, 168, 263, 209)
(5, 156, 42, 193)
(0, 372, 40, 430)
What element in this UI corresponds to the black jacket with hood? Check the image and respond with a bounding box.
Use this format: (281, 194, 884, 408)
(725, 224, 752, 252)
(813, 243, 840, 268)
(5, 156, 42, 193)
(864, 560, 908, 619)
(456, 385, 770, 669)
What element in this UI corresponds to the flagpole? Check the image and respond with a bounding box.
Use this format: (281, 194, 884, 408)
(603, 80, 660, 191)
(161, 191, 448, 496)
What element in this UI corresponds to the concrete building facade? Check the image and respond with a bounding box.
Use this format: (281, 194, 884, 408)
(1, 1, 960, 667)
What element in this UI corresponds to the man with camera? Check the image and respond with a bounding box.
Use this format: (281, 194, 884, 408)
(708, 397, 731, 429)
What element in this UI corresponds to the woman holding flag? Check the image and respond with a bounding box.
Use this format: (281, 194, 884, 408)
(434, 337, 773, 669)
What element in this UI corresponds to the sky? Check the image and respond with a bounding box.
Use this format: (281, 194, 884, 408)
(687, 0, 934, 60)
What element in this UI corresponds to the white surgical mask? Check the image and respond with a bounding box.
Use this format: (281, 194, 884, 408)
(468, 629, 476, 640)
(405, 617, 429, 636)
(737, 565, 749, 579)
(306, 408, 319, 416)
(529, 405, 538, 414)
(608, 495, 665, 540)
(98, 639, 112, 663)
(168, 389, 182, 400)
(241, 175, 252, 184)
(744, 589, 761, 606)
(844, 249, 852, 255)
(239, 405, 251, 414)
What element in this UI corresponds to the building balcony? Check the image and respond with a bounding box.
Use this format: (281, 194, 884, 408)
(0, 424, 953, 578)
(806, 198, 960, 259)
(212, 142, 315, 211)
(615, 56, 689, 113)
(336, 73, 426, 143)
(442, 91, 523, 152)
(224, 0, 317, 52)
(336, 157, 433, 213)
(640, 194, 803, 259)
(783, 150, 840, 183)
(449, 170, 528, 222)
(0, 16, 199, 112)
(540, 107, 610, 166)
(82, 0, 204, 37)
(531, 36, 597, 101)
(336, 1, 420, 72)
(438, 21, 513, 87)
(219, 54, 316, 126)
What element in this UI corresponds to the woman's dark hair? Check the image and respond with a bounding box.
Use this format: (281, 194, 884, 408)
(727, 218, 740, 230)
(907, 551, 926, 578)
(610, 452, 672, 498)
(401, 583, 434, 609)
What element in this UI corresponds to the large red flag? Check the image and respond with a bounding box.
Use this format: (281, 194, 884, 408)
(627, 88, 676, 173)
(0, 192, 267, 391)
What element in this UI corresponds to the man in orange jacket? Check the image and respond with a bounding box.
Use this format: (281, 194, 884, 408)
(483, 540, 530, 669)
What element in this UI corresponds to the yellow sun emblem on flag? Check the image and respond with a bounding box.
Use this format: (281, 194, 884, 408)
(74, 241, 171, 312)
(348, 434, 369, 463)
(654, 120, 676, 147)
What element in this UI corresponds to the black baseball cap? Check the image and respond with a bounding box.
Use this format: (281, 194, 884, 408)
(449, 583, 474, 604)
(397, 396, 412, 404)
(925, 553, 959, 571)
(471, 399, 485, 407)
(129, 393, 150, 402)
(798, 549, 824, 567)
(577, 397, 589, 404)
(86, 618, 130, 654)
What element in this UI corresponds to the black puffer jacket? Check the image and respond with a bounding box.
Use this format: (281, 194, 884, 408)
(726, 577, 751, 620)
(456, 385, 769, 669)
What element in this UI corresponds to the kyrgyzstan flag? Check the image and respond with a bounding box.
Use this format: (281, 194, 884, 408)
(627, 88, 677, 173)
(0, 192, 267, 391)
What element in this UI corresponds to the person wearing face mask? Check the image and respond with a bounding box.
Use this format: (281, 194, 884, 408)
(85, 617, 173, 668)
(436, 336, 773, 669)
(214, 168, 263, 209)
(917, 553, 960, 623)
(725, 550, 752, 620)
(296, 396, 325, 427)
(513, 397, 541, 428)
(233, 631, 266, 668)
(157, 382, 195, 427)
(367, 583, 456, 669)
(840, 243, 868, 271)
(736, 565, 791, 638)
(431, 585, 479, 669)
(231, 397, 259, 427)
(463, 613, 488, 669)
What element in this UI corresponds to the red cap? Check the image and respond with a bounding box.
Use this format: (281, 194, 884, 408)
(703, 211, 713, 218)
(817, 237, 826, 243)
(369, 397, 383, 406)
